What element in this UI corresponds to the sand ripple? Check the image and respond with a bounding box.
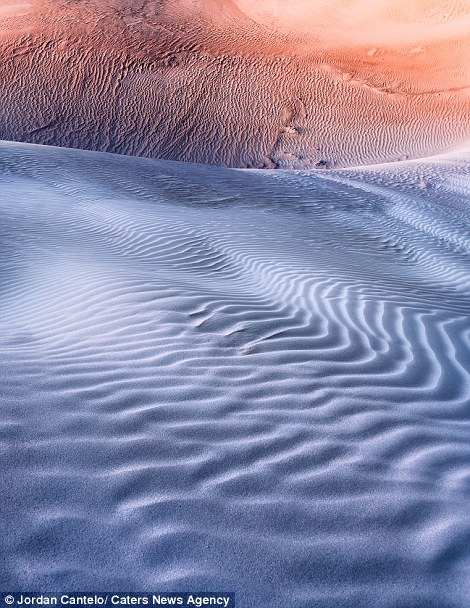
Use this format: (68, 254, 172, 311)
(1, 142, 470, 606)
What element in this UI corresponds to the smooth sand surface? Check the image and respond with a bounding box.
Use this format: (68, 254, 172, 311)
(1, 141, 469, 606)
(0, 0, 469, 167)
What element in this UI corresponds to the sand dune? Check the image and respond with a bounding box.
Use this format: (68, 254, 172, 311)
(0, 0, 469, 167)
(234, 0, 470, 45)
(1, 140, 469, 605)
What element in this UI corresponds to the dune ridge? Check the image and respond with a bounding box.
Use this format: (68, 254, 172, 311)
(0, 0, 469, 168)
(1, 141, 470, 606)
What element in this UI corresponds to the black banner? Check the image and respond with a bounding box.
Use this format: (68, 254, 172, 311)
(1, 595, 235, 608)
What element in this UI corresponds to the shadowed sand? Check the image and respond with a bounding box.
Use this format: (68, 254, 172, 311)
(0, 0, 469, 167)
(1, 140, 470, 606)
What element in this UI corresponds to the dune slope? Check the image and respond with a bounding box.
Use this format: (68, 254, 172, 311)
(1, 141, 470, 606)
(0, 0, 469, 167)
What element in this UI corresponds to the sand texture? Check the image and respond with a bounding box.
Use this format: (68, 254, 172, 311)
(1, 140, 469, 606)
(0, 0, 469, 167)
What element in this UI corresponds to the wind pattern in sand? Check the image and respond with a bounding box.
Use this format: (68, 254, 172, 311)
(1, 141, 469, 607)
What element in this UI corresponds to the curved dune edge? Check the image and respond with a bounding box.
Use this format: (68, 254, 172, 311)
(0, 0, 469, 168)
(1, 140, 470, 605)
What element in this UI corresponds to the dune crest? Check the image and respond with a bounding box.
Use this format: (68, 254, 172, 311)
(0, 0, 469, 167)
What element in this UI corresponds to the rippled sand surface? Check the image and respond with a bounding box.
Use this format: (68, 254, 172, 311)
(1, 141, 470, 606)
(0, 0, 469, 167)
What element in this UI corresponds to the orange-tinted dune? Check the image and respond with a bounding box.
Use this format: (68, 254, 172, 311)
(0, 0, 469, 167)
